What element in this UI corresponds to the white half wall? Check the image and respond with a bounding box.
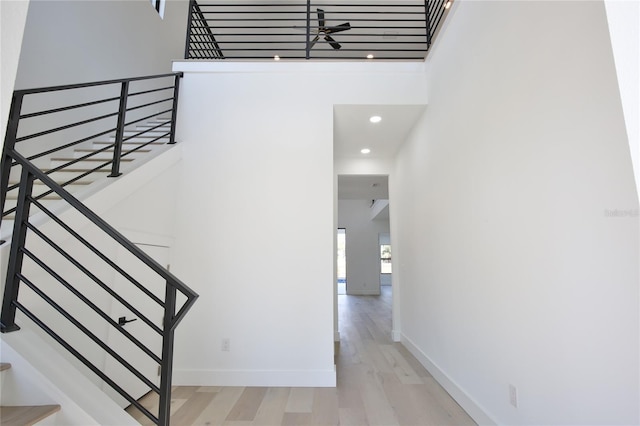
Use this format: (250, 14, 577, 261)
(171, 60, 427, 387)
(391, 1, 639, 424)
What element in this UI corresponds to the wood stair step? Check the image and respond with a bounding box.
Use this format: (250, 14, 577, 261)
(74, 148, 152, 154)
(49, 157, 133, 168)
(50, 157, 133, 162)
(93, 140, 166, 146)
(0, 405, 61, 426)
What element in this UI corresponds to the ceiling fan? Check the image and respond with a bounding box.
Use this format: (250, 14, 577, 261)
(310, 8, 351, 50)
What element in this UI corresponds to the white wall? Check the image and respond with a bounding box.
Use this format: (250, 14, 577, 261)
(391, 1, 639, 424)
(171, 61, 427, 386)
(338, 199, 389, 295)
(0, 0, 30, 133)
(15, 0, 188, 89)
(604, 0, 640, 201)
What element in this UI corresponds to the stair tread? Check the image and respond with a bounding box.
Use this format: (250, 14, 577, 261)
(0, 363, 11, 371)
(75, 148, 151, 153)
(41, 168, 110, 172)
(50, 157, 134, 162)
(0, 405, 61, 426)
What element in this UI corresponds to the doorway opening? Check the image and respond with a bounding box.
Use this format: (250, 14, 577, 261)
(337, 228, 346, 295)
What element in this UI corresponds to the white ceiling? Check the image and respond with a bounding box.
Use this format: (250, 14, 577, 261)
(334, 104, 426, 159)
(338, 174, 389, 200)
(334, 104, 426, 200)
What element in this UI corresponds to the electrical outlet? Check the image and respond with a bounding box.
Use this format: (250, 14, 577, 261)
(509, 384, 518, 408)
(221, 338, 230, 352)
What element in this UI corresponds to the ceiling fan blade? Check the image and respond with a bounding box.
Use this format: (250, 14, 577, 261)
(326, 22, 351, 34)
(316, 8, 325, 28)
(309, 34, 320, 49)
(324, 35, 342, 50)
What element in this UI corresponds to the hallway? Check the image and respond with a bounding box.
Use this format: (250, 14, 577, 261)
(128, 287, 475, 425)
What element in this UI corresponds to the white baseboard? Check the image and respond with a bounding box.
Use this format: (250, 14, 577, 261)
(391, 329, 402, 342)
(173, 367, 336, 388)
(401, 334, 497, 426)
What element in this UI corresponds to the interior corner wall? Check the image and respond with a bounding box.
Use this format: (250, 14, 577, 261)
(170, 61, 426, 387)
(391, 1, 639, 425)
(338, 199, 389, 295)
(14, 0, 188, 89)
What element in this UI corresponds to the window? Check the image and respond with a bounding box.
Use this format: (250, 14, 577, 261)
(150, 0, 165, 18)
(380, 244, 392, 274)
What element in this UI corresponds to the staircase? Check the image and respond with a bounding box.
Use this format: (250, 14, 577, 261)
(1, 119, 172, 226)
(0, 73, 197, 426)
(0, 363, 61, 426)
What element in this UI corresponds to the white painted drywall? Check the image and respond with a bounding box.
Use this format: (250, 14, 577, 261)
(338, 199, 389, 295)
(0, 0, 30, 133)
(14, 0, 188, 89)
(391, 1, 639, 424)
(171, 60, 427, 386)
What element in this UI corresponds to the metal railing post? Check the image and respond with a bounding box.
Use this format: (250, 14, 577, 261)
(168, 74, 183, 145)
(109, 81, 129, 177)
(1, 167, 35, 332)
(184, 0, 196, 59)
(158, 284, 177, 426)
(305, 0, 311, 59)
(0, 93, 25, 226)
(425, 0, 432, 48)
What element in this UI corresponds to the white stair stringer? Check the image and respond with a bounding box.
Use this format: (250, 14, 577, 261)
(0, 328, 138, 426)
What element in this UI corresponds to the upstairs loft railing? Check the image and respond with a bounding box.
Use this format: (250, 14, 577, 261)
(185, 0, 452, 60)
(0, 73, 198, 426)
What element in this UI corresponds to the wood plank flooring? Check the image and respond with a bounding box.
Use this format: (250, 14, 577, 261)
(127, 287, 475, 425)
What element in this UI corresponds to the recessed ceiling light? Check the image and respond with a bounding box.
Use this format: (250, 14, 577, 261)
(366, 54, 374, 59)
(274, 55, 281, 61)
(444, 1, 452, 9)
(369, 116, 382, 123)
(361, 148, 371, 154)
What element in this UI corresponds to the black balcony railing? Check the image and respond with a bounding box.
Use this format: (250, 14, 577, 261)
(185, 0, 452, 60)
(0, 73, 197, 426)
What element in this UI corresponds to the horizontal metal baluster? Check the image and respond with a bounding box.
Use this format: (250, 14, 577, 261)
(13, 302, 159, 424)
(21, 248, 163, 364)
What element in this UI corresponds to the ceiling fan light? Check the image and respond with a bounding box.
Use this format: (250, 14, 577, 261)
(361, 148, 371, 154)
(369, 115, 382, 123)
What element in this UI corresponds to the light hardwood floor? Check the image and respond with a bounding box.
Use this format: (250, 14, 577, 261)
(127, 287, 476, 425)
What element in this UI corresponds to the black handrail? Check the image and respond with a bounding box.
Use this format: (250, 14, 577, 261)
(0, 73, 197, 426)
(184, 0, 453, 60)
(0, 72, 182, 219)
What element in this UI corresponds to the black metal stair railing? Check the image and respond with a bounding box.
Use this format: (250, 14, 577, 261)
(0, 73, 197, 426)
(184, 0, 452, 60)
